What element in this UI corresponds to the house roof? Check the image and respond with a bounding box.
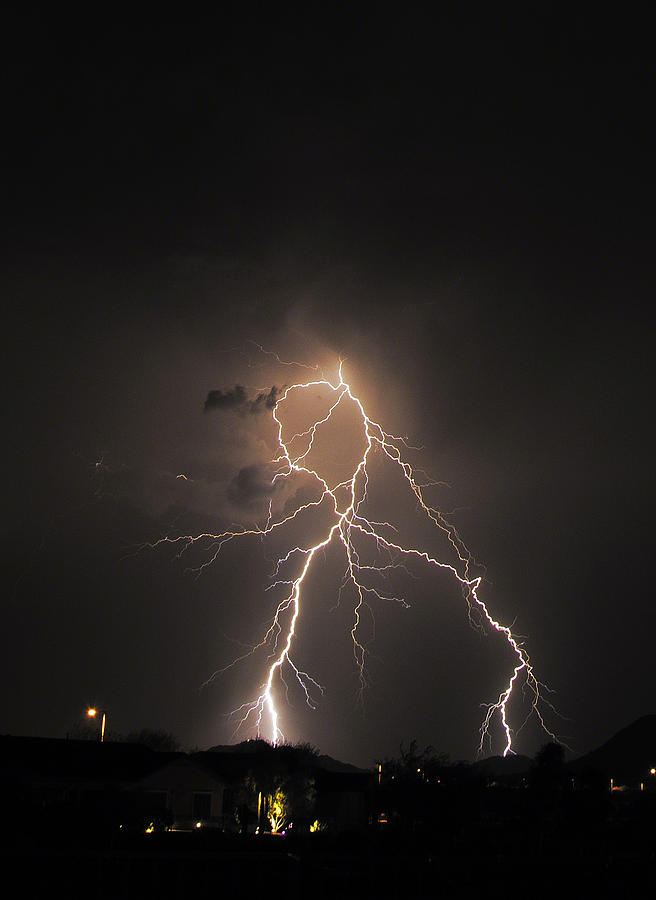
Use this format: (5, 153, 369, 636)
(0, 734, 178, 783)
(199, 740, 373, 786)
(0, 735, 373, 789)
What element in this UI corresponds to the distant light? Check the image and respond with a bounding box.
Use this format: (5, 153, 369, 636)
(195, 822, 202, 829)
(87, 708, 97, 718)
(650, 768, 655, 775)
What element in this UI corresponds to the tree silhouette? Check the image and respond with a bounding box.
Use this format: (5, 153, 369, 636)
(531, 741, 567, 791)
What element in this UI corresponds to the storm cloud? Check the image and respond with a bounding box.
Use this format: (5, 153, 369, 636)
(204, 385, 247, 412)
(227, 464, 277, 508)
(205, 385, 281, 415)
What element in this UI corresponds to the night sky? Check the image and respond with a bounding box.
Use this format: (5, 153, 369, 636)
(4, 9, 653, 767)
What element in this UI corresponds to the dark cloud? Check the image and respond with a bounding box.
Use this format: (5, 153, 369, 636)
(227, 464, 276, 508)
(204, 385, 247, 412)
(250, 385, 282, 413)
(204, 385, 281, 415)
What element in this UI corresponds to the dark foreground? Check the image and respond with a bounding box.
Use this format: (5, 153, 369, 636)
(5, 825, 656, 899)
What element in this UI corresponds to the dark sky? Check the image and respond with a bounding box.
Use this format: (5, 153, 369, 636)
(3, 8, 653, 767)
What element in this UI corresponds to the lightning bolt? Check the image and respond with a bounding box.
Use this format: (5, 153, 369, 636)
(150, 359, 557, 756)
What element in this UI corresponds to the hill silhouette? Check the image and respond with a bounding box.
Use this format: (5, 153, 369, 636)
(471, 753, 532, 778)
(568, 714, 656, 784)
(206, 738, 368, 773)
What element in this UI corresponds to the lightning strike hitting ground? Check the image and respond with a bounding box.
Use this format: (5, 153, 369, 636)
(149, 360, 557, 757)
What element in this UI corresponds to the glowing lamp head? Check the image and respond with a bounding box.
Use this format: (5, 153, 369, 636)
(650, 768, 656, 775)
(87, 708, 97, 718)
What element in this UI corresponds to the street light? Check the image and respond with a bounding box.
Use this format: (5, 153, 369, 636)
(87, 707, 106, 742)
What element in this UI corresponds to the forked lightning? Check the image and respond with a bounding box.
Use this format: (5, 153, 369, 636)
(149, 360, 557, 756)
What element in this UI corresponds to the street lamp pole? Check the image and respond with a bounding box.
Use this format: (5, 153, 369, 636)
(87, 707, 107, 742)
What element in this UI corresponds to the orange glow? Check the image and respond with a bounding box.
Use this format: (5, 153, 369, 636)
(147, 357, 557, 756)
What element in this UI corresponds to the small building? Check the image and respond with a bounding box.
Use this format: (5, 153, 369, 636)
(137, 755, 228, 830)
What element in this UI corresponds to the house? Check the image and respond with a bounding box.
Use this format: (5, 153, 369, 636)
(0, 734, 173, 844)
(136, 755, 228, 830)
(0, 734, 373, 841)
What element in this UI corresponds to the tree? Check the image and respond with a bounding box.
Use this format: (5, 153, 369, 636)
(229, 741, 318, 833)
(262, 742, 317, 832)
(378, 740, 452, 832)
(382, 739, 450, 784)
(531, 741, 567, 790)
(268, 786, 290, 833)
(530, 741, 569, 829)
